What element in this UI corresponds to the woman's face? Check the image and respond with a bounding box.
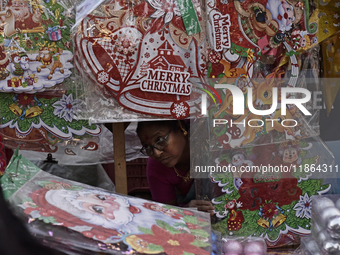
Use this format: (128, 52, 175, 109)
(138, 123, 187, 168)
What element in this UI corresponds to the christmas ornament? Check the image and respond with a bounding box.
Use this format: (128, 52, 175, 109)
(322, 240, 340, 254)
(319, 207, 340, 224)
(327, 217, 340, 237)
(313, 197, 335, 212)
(243, 241, 265, 255)
(222, 239, 243, 254)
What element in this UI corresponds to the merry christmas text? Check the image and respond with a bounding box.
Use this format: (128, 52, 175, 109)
(210, 10, 231, 51)
(140, 69, 192, 96)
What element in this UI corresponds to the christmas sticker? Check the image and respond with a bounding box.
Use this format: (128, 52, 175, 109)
(0, 0, 74, 92)
(74, 0, 208, 119)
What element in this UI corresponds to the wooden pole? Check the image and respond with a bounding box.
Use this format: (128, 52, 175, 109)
(112, 122, 128, 194)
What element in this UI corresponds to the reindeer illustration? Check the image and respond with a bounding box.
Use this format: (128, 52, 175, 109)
(36, 44, 64, 80)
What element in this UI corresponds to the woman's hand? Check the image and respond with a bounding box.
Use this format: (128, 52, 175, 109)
(187, 200, 215, 216)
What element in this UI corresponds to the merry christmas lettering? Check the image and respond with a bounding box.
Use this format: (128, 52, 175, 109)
(210, 10, 231, 51)
(140, 69, 192, 96)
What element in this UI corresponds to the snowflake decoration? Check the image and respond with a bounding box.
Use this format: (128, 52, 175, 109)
(334, 14, 339, 19)
(335, 2, 340, 8)
(293, 193, 312, 219)
(144, 52, 150, 58)
(115, 34, 136, 54)
(52, 94, 80, 122)
(184, 52, 190, 58)
(97, 71, 109, 84)
(171, 102, 189, 119)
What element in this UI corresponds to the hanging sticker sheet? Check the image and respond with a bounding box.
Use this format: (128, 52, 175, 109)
(73, 0, 210, 120)
(0, 90, 101, 153)
(0, 0, 74, 93)
(193, 136, 336, 248)
(2, 150, 212, 254)
(202, 0, 321, 148)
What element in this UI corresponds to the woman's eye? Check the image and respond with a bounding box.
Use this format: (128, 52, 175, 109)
(92, 205, 104, 214)
(96, 195, 106, 200)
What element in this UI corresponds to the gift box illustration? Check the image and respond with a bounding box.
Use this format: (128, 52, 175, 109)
(47, 26, 62, 41)
(7, 76, 22, 87)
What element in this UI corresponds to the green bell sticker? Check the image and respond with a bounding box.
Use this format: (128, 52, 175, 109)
(176, 0, 201, 36)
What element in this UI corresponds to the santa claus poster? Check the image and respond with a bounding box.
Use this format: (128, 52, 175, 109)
(0, 0, 74, 93)
(2, 150, 212, 254)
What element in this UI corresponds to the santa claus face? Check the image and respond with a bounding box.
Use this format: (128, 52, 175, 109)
(267, 0, 295, 32)
(76, 193, 121, 220)
(9, 0, 30, 21)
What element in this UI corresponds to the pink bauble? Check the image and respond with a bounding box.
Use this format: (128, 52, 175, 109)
(222, 240, 243, 254)
(245, 253, 263, 255)
(244, 242, 265, 254)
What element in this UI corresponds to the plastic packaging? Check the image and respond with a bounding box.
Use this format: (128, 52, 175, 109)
(0, 0, 75, 93)
(73, 0, 208, 122)
(192, 124, 336, 247)
(0, 90, 122, 165)
(2, 149, 212, 254)
(221, 236, 267, 255)
(308, 195, 340, 254)
(33, 160, 115, 191)
(203, 0, 321, 148)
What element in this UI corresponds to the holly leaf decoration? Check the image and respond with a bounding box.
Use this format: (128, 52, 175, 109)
(156, 220, 181, 234)
(190, 240, 211, 247)
(138, 226, 153, 234)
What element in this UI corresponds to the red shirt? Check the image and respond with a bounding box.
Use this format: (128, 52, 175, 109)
(146, 157, 194, 204)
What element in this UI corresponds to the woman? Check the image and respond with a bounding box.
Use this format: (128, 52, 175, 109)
(137, 120, 214, 214)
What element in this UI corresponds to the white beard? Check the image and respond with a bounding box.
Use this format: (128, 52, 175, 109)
(9, 7, 29, 21)
(266, 0, 293, 32)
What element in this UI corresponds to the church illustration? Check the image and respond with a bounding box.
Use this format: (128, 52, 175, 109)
(144, 40, 187, 73)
